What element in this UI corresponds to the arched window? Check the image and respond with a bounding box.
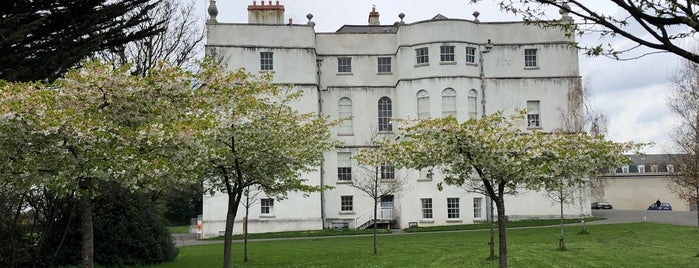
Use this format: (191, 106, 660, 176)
(338, 97, 353, 135)
(416, 90, 430, 119)
(378, 97, 392, 131)
(468, 89, 478, 119)
(442, 88, 456, 118)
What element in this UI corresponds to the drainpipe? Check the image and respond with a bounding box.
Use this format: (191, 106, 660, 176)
(479, 39, 493, 221)
(316, 57, 326, 229)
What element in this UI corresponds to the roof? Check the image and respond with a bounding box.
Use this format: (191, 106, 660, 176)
(335, 25, 398, 33)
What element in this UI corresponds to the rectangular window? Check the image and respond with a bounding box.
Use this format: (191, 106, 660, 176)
(338, 57, 352, 73)
(377, 57, 392, 73)
(527, 100, 540, 128)
(260, 52, 273, 71)
(524, 48, 537, 67)
(260, 198, 274, 214)
(622, 165, 630, 173)
(421, 198, 433, 219)
(337, 152, 352, 181)
(341, 196, 353, 212)
(651, 165, 658, 172)
(667, 164, 674, 173)
(473, 197, 483, 219)
(381, 163, 395, 180)
(440, 45, 455, 62)
(447, 198, 460, 219)
(638, 165, 645, 173)
(416, 47, 429, 64)
(465, 47, 476, 63)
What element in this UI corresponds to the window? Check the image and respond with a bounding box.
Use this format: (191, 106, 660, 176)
(419, 169, 430, 180)
(338, 97, 353, 135)
(421, 198, 433, 219)
(260, 198, 274, 214)
(667, 164, 675, 173)
(473, 197, 483, 219)
(338, 57, 352, 73)
(465, 46, 476, 63)
(381, 163, 395, 180)
(416, 90, 430, 119)
(378, 97, 392, 131)
(378, 57, 391, 73)
(527, 100, 540, 128)
(442, 88, 457, 118)
(440, 45, 455, 62)
(621, 165, 630, 173)
(638, 165, 645, 173)
(651, 164, 659, 173)
(337, 152, 352, 181)
(447, 198, 460, 219)
(416, 47, 429, 64)
(468, 89, 478, 119)
(341, 196, 353, 212)
(260, 52, 273, 71)
(524, 48, 537, 67)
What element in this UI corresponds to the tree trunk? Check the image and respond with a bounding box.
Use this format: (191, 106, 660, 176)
(373, 198, 378, 255)
(488, 194, 496, 260)
(243, 216, 248, 262)
(373, 166, 379, 255)
(559, 195, 565, 250)
(695, 188, 699, 232)
(223, 190, 242, 268)
(80, 191, 94, 268)
(495, 198, 507, 268)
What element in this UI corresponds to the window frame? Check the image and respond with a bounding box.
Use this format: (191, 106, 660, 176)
(442, 88, 457, 118)
(527, 100, 541, 128)
(260, 198, 274, 215)
(260, 52, 274, 71)
(377, 57, 392, 73)
(378, 97, 393, 131)
(465, 46, 476, 64)
(421, 198, 433, 219)
(416, 90, 430, 119)
(341, 195, 353, 212)
(473, 197, 483, 219)
(338, 97, 353, 135)
(416, 47, 429, 64)
(447, 198, 460, 219)
(337, 57, 352, 73)
(524, 48, 538, 68)
(337, 152, 352, 181)
(440, 45, 455, 62)
(380, 163, 395, 180)
(468, 89, 478, 119)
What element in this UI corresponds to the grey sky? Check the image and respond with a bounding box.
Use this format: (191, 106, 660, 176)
(206, 0, 680, 153)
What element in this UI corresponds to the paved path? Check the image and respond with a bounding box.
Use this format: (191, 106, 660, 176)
(174, 210, 698, 246)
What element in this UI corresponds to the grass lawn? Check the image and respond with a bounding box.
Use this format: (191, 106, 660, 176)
(167, 225, 191, 234)
(145, 223, 699, 268)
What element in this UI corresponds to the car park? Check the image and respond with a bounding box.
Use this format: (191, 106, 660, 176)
(647, 202, 672, 210)
(592, 202, 613, 209)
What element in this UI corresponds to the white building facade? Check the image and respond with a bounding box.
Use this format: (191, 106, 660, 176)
(202, 1, 589, 238)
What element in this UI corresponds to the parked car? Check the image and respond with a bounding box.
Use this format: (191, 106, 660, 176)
(647, 202, 672, 210)
(591, 202, 613, 209)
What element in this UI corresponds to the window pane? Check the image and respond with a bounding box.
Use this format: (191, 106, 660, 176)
(473, 197, 483, 219)
(381, 163, 395, 180)
(378, 57, 391, 73)
(527, 100, 540, 127)
(416, 47, 429, 64)
(261, 198, 274, 214)
(337, 152, 352, 181)
(378, 97, 392, 131)
(440, 46, 455, 62)
(421, 198, 433, 219)
(341, 196, 353, 211)
(338, 97, 353, 134)
(442, 88, 456, 118)
(338, 57, 352, 73)
(468, 89, 478, 119)
(465, 47, 476, 63)
(525, 49, 537, 67)
(416, 90, 430, 119)
(447, 198, 460, 219)
(260, 52, 273, 70)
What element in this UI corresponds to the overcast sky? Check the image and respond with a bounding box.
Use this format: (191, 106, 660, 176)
(205, 0, 682, 153)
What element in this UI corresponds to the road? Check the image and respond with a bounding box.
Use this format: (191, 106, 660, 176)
(591, 209, 697, 226)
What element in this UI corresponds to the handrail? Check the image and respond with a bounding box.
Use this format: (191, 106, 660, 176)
(354, 208, 373, 228)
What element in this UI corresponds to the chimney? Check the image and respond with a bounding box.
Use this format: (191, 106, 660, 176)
(368, 6, 380, 25)
(248, 1, 285, 24)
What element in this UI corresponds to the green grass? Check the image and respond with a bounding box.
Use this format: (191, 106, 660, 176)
(142, 222, 699, 268)
(403, 217, 604, 232)
(167, 225, 191, 234)
(205, 228, 391, 240)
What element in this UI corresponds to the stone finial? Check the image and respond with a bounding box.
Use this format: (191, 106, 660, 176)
(559, 3, 572, 22)
(398, 13, 405, 24)
(207, 0, 218, 24)
(306, 13, 315, 26)
(473, 11, 480, 23)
